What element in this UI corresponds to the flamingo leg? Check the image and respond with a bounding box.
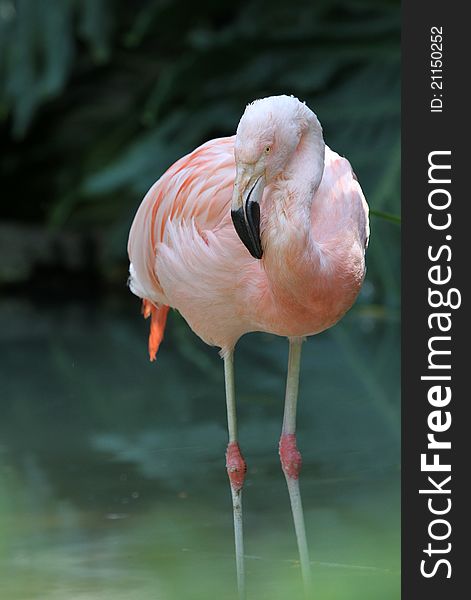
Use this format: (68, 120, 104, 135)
(279, 337, 312, 593)
(224, 351, 247, 600)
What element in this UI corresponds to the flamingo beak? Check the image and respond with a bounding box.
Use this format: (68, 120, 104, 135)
(231, 167, 265, 259)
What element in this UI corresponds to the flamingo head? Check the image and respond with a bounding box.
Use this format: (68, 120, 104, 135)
(231, 95, 323, 259)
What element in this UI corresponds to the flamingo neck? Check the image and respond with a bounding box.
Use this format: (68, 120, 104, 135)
(262, 117, 325, 284)
(284, 117, 325, 222)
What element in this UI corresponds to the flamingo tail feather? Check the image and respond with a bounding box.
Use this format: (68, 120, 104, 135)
(142, 300, 169, 361)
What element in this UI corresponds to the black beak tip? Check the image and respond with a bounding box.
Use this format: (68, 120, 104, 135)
(245, 200, 263, 259)
(246, 245, 263, 259)
(251, 247, 263, 260)
(231, 207, 263, 260)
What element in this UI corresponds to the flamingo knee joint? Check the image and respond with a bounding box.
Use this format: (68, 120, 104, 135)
(226, 441, 247, 492)
(279, 433, 302, 480)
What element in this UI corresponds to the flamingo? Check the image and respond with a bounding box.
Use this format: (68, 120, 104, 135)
(128, 94, 369, 598)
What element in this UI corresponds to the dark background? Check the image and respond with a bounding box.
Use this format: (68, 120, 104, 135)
(0, 0, 400, 293)
(0, 2, 400, 599)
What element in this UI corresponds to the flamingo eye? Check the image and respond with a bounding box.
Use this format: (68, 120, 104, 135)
(265, 146, 271, 154)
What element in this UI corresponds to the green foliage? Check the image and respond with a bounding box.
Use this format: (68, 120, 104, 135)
(0, 0, 112, 136)
(0, 0, 400, 308)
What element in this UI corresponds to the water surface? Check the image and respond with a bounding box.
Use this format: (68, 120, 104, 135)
(0, 295, 399, 599)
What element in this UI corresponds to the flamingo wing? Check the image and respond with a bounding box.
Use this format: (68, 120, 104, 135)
(312, 147, 370, 251)
(128, 136, 236, 359)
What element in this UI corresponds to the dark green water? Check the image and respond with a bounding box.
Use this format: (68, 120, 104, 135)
(0, 295, 399, 599)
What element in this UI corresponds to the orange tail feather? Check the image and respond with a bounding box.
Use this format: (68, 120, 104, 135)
(142, 300, 169, 361)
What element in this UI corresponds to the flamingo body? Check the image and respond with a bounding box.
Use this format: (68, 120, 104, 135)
(128, 96, 369, 357)
(127, 95, 370, 596)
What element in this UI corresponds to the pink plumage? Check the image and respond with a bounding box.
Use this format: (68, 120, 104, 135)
(128, 95, 370, 594)
(128, 95, 369, 358)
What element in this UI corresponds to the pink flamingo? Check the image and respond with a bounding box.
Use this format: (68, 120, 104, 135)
(128, 95, 369, 598)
